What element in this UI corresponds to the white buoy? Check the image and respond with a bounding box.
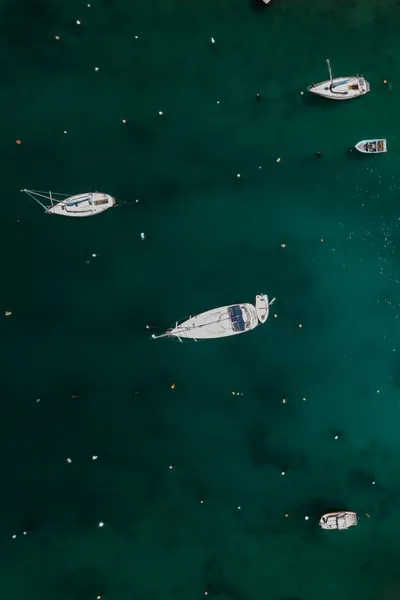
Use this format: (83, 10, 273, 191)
(140, 232, 145, 240)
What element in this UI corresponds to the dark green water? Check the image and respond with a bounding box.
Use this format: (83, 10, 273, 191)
(3, 0, 400, 598)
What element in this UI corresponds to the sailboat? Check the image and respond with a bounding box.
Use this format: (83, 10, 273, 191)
(308, 59, 370, 100)
(319, 511, 358, 530)
(21, 189, 116, 217)
(152, 295, 275, 342)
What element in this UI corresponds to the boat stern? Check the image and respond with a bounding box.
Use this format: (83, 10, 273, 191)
(361, 78, 370, 93)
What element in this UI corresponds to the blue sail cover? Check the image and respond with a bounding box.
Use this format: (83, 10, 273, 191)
(228, 305, 245, 332)
(331, 79, 350, 88)
(66, 196, 90, 206)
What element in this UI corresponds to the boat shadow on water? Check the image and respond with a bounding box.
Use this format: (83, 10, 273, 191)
(301, 91, 351, 109)
(297, 497, 350, 540)
(247, 422, 310, 471)
(347, 146, 384, 160)
(250, 0, 273, 13)
(347, 147, 367, 160)
(348, 468, 383, 491)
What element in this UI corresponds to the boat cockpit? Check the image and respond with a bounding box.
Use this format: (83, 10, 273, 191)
(228, 305, 247, 332)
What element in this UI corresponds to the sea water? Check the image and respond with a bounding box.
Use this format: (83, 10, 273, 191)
(2, 0, 400, 598)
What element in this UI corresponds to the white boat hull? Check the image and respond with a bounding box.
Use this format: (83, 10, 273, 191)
(319, 511, 358, 530)
(47, 193, 115, 217)
(355, 139, 387, 154)
(308, 76, 370, 100)
(167, 303, 258, 340)
(255, 294, 269, 323)
(154, 295, 274, 341)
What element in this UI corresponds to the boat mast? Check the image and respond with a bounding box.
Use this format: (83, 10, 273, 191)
(326, 58, 333, 84)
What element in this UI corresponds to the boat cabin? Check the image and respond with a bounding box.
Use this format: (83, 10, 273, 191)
(228, 305, 246, 332)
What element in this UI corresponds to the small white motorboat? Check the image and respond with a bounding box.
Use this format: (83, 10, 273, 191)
(21, 189, 116, 217)
(319, 511, 358, 530)
(308, 59, 370, 100)
(355, 139, 387, 154)
(152, 295, 275, 342)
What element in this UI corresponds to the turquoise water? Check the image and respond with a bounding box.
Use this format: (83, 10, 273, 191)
(3, 0, 400, 598)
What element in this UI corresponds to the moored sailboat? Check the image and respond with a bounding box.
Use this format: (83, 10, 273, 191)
(152, 295, 275, 342)
(308, 59, 370, 100)
(21, 189, 116, 217)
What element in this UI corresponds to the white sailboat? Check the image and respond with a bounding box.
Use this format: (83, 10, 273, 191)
(152, 295, 275, 342)
(319, 511, 358, 530)
(21, 189, 116, 217)
(355, 138, 387, 154)
(308, 59, 370, 100)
